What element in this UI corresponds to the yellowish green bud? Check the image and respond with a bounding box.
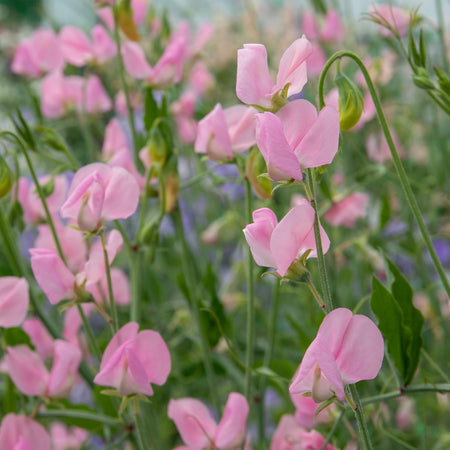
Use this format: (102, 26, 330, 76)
(245, 147, 272, 200)
(0, 155, 14, 199)
(335, 72, 364, 131)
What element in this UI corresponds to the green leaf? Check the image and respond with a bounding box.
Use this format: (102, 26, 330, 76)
(2, 327, 32, 347)
(386, 259, 424, 385)
(370, 277, 408, 380)
(370, 258, 424, 386)
(143, 88, 158, 132)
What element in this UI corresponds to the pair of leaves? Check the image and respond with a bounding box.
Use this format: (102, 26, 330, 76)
(370, 258, 424, 386)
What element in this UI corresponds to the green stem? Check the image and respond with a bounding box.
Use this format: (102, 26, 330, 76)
(361, 383, 450, 405)
(37, 409, 120, 427)
(100, 233, 119, 333)
(320, 409, 346, 450)
(77, 111, 96, 164)
(435, 0, 449, 72)
(348, 384, 373, 450)
(113, 7, 139, 166)
(305, 169, 334, 312)
(76, 303, 101, 363)
(129, 248, 141, 323)
(421, 348, 450, 383)
(244, 178, 255, 402)
(133, 401, 148, 450)
(0, 132, 67, 265)
(318, 51, 450, 298)
(307, 278, 326, 310)
(257, 282, 281, 445)
(174, 206, 220, 411)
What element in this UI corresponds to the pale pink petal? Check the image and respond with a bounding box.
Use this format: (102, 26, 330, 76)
(23, 318, 55, 361)
(195, 104, 233, 161)
(122, 42, 153, 79)
(255, 112, 303, 181)
(84, 75, 112, 114)
(301, 11, 318, 39)
(3, 346, 49, 396)
(91, 25, 116, 64)
(275, 36, 312, 97)
(0, 414, 51, 450)
(236, 44, 274, 108)
(0, 277, 29, 328)
(99, 322, 139, 370)
(59, 26, 93, 66)
(293, 106, 340, 168)
(243, 208, 278, 268)
(30, 249, 75, 304)
(214, 393, 249, 448)
(94, 341, 131, 391)
(47, 340, 82, 397)
(11, 41, 41, 77)
(122, 347, 154, 396)
(97, 7, 114, 30)
(270, 200, 316, 276)
(224, 105, 257, 152)
(321, 10, 344, 41)
(132, 330, 171, 385)
(168, 398, 217, 449)
(334, 313, 384, 385)
(102, 119, 130, 159)
(270, 414, 304, 450)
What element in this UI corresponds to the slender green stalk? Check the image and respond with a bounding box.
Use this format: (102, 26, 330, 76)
(133, 401, 149, 450)
(421, 348, 450, 383)
(37, 409, 120, 426)
(174, 207, 220, 411)
(0, 206, 21, 276)
(100, 233, 119, 333)
(348, 384, 373, 450)
(305, 169, 334, 312)
(318, 51, 450, 298)
(306, 278, 326, 310)
(320, 409, 346, 450)
(257, 282, 281, 445)
(129, 248, 141, 323)
(76, 111, 96, 164)
(0, 132, 67, 265)
(361, 383, 450, 405)
(435, 0, 449, 72)
(77, 304, 101, 362)
(113, 7, 139, 165)
(244, 178, 255, 402)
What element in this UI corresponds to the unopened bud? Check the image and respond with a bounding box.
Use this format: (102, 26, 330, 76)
(412, 68, 435, 90)
(162, 173, 179, 213)
(334, 72, 364, 130)
(145, 125, 169, 174)
(0, 155, 14, 199)
(246, 147, 272, 200)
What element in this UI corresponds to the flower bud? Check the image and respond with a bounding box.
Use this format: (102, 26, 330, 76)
(412, 68, 435, 90)
(0, 155, 14, 199)
(145, 125, 168, 173)
(162, 173, 179, 213)
(334, 72, 364, 130)
(245, 147, 272, 200)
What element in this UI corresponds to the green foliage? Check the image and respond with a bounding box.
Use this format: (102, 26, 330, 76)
(370, 259, 424, 386)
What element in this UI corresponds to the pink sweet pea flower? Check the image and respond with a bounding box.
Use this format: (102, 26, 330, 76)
(168, 392, 249, 450)
(0, 413, 51, 450)
(324, 192, 369, 228)
(301, 10, 344, 43)
(289, 308, 384, 403)
(16, 175, 68, 224)
(236, 37, 312, 109)
(40, 71, 83, 119)
(94, 322, 171, 396)
(255, 99, 340, 182)
(11, 28, 64, 78)
(189, 61, 214, 97)
(50, 423, 88, 450)
(114, 90, 142, 116)
(243, 199, 329, 277)
(171, 91, 198, 144)
(0, 277, 29, 328)
(369, 4, 411, 38)
(290, 395, 334, 429)
(270, 415, 335, 450)
(366, 129, 404, 163)
(59, 25, 116, 66)
(3, 340, 82, 398)
(60, 163, 139, 232)
(195, 104, 257, 161)
(83, 75, 112, 114)
(23, 318, 55, 361)
(30, 248, 76, 305)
